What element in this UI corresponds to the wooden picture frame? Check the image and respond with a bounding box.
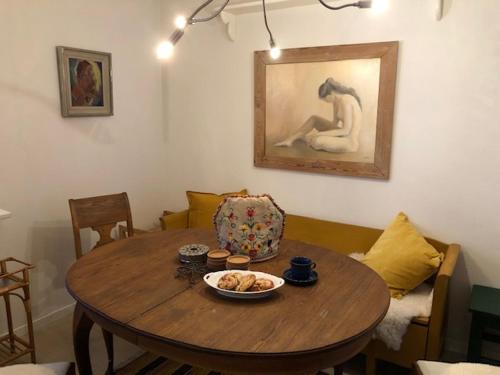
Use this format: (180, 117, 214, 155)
(254, 41, 398, 179)
(56, 46, 113, 117)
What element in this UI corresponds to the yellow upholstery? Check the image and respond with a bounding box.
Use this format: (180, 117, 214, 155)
(284, 214, 382, 254)
(160, 207, 460, 372)
(186, 190, 248, 229)
(160, 210, 188, 230)
(362, 213, 444, 299)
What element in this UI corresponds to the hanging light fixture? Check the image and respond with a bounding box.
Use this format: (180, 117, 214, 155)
(261, 0, 281, 60)
(156, 0, 229, 60)
(156, 0, 373, 61)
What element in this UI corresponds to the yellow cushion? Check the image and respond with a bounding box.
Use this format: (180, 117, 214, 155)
(160, 210, 188, 230)
(362, 212, 443, 299)
(186, 189, 248, 229)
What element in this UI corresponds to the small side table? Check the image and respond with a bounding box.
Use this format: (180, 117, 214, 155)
(468, 284, 500, 365)
(0, 257, 36, 365)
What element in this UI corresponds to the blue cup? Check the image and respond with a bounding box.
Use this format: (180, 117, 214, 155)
(290, 256, 316, 280)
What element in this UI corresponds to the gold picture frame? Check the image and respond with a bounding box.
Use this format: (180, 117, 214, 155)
(254, 41, 398, 179)
(56, 46, 113, 117)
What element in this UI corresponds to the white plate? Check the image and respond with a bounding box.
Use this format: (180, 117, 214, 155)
(203, 270, 285, 299)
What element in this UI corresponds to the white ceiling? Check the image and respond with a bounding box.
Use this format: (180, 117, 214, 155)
(223, 0, 321, 15)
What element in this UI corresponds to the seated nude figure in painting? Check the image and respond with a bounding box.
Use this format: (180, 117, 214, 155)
(275, 78, 363, 153)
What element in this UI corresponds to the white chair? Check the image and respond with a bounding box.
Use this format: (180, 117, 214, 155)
(0, 363, 74, 375)
(416, 360, 500, 375)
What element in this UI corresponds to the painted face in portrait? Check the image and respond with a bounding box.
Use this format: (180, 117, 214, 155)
(70, 59, 103, 107)
(77, 61, 96, 93)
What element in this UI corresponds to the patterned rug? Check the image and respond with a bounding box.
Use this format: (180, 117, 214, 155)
(115, 353, 333, 375)
(115, 352, 410, 375)
(115, 353, 220, 375)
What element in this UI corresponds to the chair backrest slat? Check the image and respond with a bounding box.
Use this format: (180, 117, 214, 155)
(69, 192, 134, 259)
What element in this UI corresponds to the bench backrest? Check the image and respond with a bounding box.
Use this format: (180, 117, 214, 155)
(284, 214, 449, 255)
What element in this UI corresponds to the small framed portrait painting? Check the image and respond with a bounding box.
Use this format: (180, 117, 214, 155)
(56, 46, 113, 117)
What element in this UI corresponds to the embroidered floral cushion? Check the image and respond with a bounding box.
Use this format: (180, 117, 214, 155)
(213, 195, 285, 262)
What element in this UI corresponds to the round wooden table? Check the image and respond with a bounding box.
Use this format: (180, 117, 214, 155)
(66, 229, 389, 375)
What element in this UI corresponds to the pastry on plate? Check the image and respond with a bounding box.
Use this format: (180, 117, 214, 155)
(250, 278, 274, 291)
(217, 273, 242, 290)
(236, 274, 256, 292)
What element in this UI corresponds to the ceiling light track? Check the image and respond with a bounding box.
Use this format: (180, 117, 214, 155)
(188, 0, 231, 25)
(317, 0, 372, 11)
(157, 0, 372, 60)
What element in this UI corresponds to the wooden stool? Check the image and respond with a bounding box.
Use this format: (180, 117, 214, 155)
(468, 284, 500, 365)
(0, 257, 36, 365)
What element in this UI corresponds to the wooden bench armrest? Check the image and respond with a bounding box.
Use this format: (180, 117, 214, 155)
(426, 243, 461, 359)
(412, 316, 430, 326)
(436, 244, 460, 279)
(159, 209, 189, 230)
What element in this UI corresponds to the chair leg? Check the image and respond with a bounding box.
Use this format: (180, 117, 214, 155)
(23, 296, 37, 363)
(102, 328, 114, 375)
(22, 284, 37, 363)
(467, 314, 483, 362)
(66, 363, 76, 375)
(365, 354, 377, 375)
(3, 294, 16, 353)
(334, 364, 343, 375)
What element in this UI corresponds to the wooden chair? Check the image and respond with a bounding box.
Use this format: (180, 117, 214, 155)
(68, 192, 135, 375)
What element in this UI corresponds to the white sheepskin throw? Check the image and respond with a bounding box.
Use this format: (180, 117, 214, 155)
(349, 252, 433, 351)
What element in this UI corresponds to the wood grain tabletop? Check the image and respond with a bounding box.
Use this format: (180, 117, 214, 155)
(66, 228, 389, 374)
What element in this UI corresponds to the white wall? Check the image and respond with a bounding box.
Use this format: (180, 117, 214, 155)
(0, 0, 167, 324)
(161, 0, 500, 350)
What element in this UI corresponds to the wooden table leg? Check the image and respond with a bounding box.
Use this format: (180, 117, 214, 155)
(73, 303, 94, 375)
(102, 328, 114, 375)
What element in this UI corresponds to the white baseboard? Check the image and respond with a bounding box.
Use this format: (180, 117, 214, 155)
(9, 302, 76, 338)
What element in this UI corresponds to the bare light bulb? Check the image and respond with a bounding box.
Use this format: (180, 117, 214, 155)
(174, 15, 187, 30)
(371, 0, 389, 14)
(156, 40, 174, 60)
(270, 46, 281, 60)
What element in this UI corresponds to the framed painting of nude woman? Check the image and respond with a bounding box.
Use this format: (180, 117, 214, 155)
(56, 46, 113, 117)
(254, 41, 398, 179)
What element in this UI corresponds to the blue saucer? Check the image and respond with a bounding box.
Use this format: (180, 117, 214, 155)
(283, 269, 318, 286)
